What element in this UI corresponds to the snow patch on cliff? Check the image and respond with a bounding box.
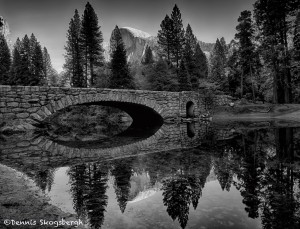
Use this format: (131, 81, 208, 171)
(121, 27, 151, 39)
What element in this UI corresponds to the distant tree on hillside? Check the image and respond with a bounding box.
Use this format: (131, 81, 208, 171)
(143, 45, 154, 65)
(43, 47, 59, 86)
(0, 34, 11, 84)
(109, 26, 135, 89)
(209, 38, 227, 91)
(80, 2, 104, 87)
(64, 9, 84, 87)
(109, 25, 123, 56)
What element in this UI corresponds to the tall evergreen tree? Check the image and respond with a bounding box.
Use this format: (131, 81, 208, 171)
(64, 9, 84, 87)
(170, 4, 185, 68)
(30, 34, 45, 85)
(109, 26, 135, 89)
(193, 43, 208, 79)
(254, 0, 298, 103)
(80, 2, 104, 87)
(157, 15, 174, 62)
(19, 35, 32, 85)
(0, 34, 11, 84)
(292, 11, 300, 102)
(235, 10, 259, 100)
(209, 39, 227, 90)
(10, 38, 22, 85)
(183, 26, 196, 77)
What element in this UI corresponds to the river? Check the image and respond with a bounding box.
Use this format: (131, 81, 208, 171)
(0, 115, 300, 229)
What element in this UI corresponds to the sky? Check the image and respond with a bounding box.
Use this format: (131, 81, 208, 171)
(0, 0, 256, 72)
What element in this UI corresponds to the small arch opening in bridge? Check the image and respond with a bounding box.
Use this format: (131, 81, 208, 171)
(186, 101, 195, 118)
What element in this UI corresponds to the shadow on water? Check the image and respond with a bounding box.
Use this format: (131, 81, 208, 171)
(1, 120, 300, 229)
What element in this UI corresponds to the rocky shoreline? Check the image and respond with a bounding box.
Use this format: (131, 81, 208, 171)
(0, 164, 85, 229)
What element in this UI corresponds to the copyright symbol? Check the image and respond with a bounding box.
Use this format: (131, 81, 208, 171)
(4, 219, 11, 225)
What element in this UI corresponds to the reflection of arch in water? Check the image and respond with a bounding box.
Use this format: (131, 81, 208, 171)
(186, 101, 195, 118)
(187, 122, 195, 138)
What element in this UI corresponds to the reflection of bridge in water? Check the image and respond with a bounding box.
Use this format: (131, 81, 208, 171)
(0, 123, 235, 172)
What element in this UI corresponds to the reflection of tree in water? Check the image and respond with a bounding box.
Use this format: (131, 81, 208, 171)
(111, 158, 134, 213)
(259, 128, 300, 229)
(33, 168, 56, 193)
(68, 163, 109, 229)
(234, 130, 267, 219)
(213, 149, 235, 192)
(162, 176, 193, 229)
(159, 149, 211, 229)
(228, 128, 300, 228)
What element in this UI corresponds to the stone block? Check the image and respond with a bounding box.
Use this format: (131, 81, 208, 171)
(7, 102, 19, 107)
(17, 113, 29, 119)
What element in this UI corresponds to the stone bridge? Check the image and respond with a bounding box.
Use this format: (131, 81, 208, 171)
(0, 85, 210, 128)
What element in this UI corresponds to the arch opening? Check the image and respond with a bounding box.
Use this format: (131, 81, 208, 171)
(186, 101, 195, 118)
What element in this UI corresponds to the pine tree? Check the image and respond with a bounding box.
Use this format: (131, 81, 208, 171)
(294, 11, 300, 62)
(219, 37, 228, 59)
(185, 24, 197, 52)
(19, 35, 32, 85)
(109, 26, 135, 89)
(30, 34, 45, 85)
(292, 11, 300, 102)
(235, 10, 259, 100)
(183, 28, 195, 76)
(10, 38, 22, 85)
(143, 45, 154, 64)
(109, 25, 123, 56)
(64, 9, 84, 87)
(0, 34, 11, 84)
(178, 59, 191, 91)
(193, 43, 208, 79)
(170, 4, 185, 68)
(157, 15, 174, 62)
(254, 0, 298, 103)
(148, 58, 178, 91)
(43, 47, 58, 86)
(80, 2, 104, 87)
(209, 39, 227, 90)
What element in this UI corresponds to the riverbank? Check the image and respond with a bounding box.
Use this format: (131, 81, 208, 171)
(0, 164, 85, 229)
(212, 103, 300, 123)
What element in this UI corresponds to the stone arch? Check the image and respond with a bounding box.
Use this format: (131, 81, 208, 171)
(33, 92, 165, 129)
(186, 101, 195, 118)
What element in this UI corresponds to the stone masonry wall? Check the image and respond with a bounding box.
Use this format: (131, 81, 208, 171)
(0, 85, 206, 127)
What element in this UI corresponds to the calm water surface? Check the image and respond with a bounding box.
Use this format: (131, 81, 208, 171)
(1, 120, 300, 229)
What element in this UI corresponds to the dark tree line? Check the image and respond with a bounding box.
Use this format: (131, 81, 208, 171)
(0, 32, 57, 86)
(211, 0, 300, 103)
(156, 4, 208, 92)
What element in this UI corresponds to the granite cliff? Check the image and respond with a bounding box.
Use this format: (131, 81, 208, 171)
(104, 27, 214, 64)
